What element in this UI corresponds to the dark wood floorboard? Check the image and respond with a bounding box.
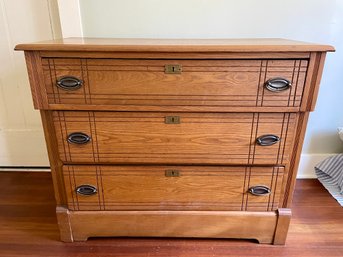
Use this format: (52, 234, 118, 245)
(0, 172, 342, 257)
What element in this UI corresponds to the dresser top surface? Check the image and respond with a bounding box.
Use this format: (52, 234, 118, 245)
(15, 38, 334, 52)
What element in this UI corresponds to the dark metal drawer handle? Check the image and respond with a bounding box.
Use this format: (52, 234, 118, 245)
(249, 185, 271, 196)
(76, 185, 97, 196)
(256, 134, 280, 146)
(67, 132, 91, 144)
(265, 77, 291, 92)
(57, 76, 83, 90)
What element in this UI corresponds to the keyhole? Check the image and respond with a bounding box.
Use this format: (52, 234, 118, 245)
(165, 116, 180, 124)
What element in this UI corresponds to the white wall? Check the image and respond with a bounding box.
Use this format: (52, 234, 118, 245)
(0, 0, 61, 166)
(2, 0, 339, 176)
(79, 0, 343, 156)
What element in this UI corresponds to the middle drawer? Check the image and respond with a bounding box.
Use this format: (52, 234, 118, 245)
(53, 111, 297, 165)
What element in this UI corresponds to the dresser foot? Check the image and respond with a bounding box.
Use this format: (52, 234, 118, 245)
(273, 208, 292, 245)
(56, 206, 74, 242)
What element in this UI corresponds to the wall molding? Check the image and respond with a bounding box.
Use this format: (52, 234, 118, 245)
(47, 0, 62, 39)
(57, 0, 82, 37)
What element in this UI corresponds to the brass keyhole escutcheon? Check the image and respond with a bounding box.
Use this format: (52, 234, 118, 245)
(165, 170, 180, 177)
(164, 64, 182, 74)
(165, 116, 180, 124)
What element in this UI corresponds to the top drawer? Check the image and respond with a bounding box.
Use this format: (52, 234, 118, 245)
(42, 58, 308, 111)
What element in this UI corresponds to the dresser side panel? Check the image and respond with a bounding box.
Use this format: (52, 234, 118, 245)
(40, 110, 67, 205)
(283, 112, 310, 207)
(23, 51, 49, 109)
(300, 52, 327, 112)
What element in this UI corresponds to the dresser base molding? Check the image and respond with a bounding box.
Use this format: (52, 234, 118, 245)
(56, 206, 291, 244)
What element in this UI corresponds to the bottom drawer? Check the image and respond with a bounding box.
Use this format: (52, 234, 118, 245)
(63, 165, 285, 212)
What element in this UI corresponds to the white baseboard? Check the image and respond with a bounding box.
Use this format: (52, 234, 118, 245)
(297, 153, 334, 178)
(0, 167, 50, 172)
(0, 129, 49, 166)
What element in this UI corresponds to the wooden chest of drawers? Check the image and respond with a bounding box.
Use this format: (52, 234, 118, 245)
(16, 38, 334, 244)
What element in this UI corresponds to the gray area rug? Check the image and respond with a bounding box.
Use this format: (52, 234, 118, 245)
(315, 154, 343, 206)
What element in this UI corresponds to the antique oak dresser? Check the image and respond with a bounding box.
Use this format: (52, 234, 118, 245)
(15, 38, 334, 244)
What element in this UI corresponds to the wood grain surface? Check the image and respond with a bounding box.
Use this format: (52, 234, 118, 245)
(66, 208, 280, 243)
(14, 38, 335, 52)
(42, 58, 307, 109)
(0, 172, 342, 256)
(53, 112, 297, 165)
(63, 165, 284, 211)
(40, 111, 66, 205)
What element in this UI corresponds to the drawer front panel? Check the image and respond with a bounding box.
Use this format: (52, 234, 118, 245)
(54, 112, 297, 165)
(63, 165, 284, 211)
(42, 58, 307, 108)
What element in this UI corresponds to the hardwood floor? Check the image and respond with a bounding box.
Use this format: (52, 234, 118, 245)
(0, 171, 342, 257)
